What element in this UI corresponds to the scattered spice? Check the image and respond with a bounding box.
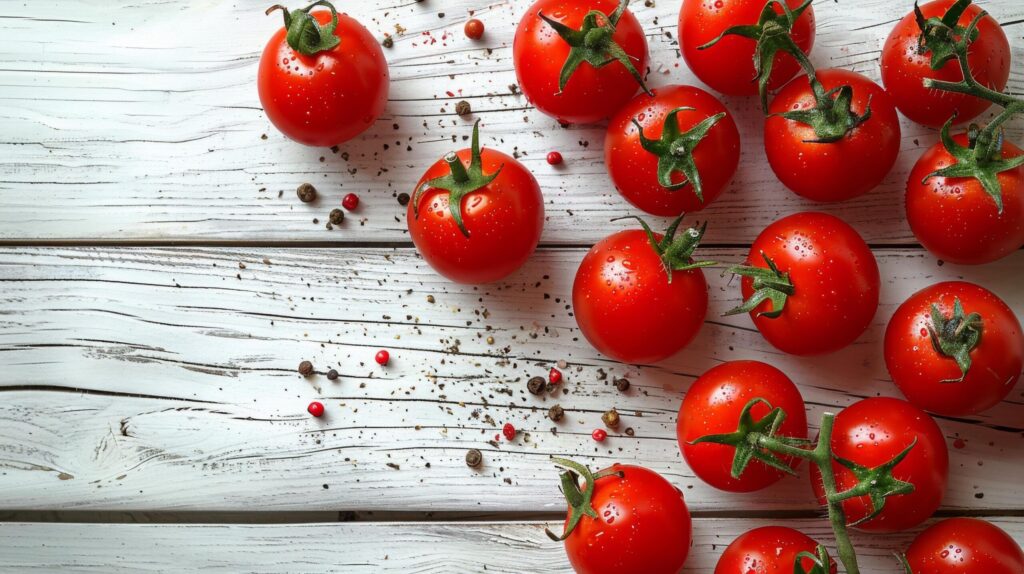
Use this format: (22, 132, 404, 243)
(397, 192, 410, 206)
(327, 369, 339, 381)
(546, 151, 563, 165)
(465, 448, 483, 468)
(329, 208, 345, 225)
(426, 295, 435, 303)
(614, 377, 631, 392)
(375, 350, 390, 366)
(298, 361, 315, 376)
(455, 100, 472, 116)
(464, 18, 484, 40)
(527, 376, 546, 395)
(592, 429, 607, 442)
(342, 193, 359, 210)
(307, 401, 325, 417)
(296, 183, 317, 203)
(548, 404, 565, 422)
(382, 36, 394, 48)
(625, 427, 635, 437)
(502, 422, 516, 441)
(548, 368, 562, 385)
(602, 409, 620, 428)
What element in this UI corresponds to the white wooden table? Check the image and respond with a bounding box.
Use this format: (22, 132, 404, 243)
(0, 0, 1021, 571)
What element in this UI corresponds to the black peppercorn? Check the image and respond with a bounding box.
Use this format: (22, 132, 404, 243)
(382, 36, 394, 48)
(548, 404, 565, 422)
(527, 376, 546, 395)
(465, 448, 482, 468)
(455, 100, 472, 116)
(326, 369, 339, 381)
(329, 208, 345, 225)
(614, 377, 631, 392)
(297, 183, 317, 203)
(298, 361, 314, 376)
(397, 192, 410, 206)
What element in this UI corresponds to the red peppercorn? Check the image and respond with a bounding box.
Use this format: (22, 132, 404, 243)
(342, 193, 359, 211)
(502, 422, 516, 441)
(592, 429, 607, 442)
(464, 18, 484, 40)
(546, 151, 563, 165)
(375, 350, 390, 366)
(548, 367, 562, 385)
(307, 401, 325, 417)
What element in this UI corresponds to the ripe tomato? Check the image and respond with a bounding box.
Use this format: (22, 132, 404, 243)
(407, 122, 543, 284)
(605, 85, 741, 216)
(810, 397, 949, 532)
(258, 3, 389, 147)
(513, 0, 649, 124)
(765, 69, 901, 202)
(552, 462, 692, 574)
(573, 217, 711, 363)
(679, 0, 815, 97)
(715, 526, 836, 574)
(728, 212, 879, 356)
(906, 133, 1024, 265)
(904, 518, 1024, 573)
(885, 281, 1023, 416)
(881, 0, 1010, 128)
(677, 361, 808, 492)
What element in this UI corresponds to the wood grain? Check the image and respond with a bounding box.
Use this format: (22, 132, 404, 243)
(0, 0, 1021, 244)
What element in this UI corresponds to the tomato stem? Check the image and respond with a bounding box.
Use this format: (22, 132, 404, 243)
(610, 215, 717, 282)
(267, 1, 342, 56)
(926, 297, 983, 382)
(631, 107, 727, 201)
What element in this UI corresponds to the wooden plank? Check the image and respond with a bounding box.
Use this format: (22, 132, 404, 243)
(0, 0, 1021, 244)
(0, 518, 1021, 572)
(0, 246, 1020, 511)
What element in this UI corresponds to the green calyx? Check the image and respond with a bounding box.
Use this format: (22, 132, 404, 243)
(690, 398, 809, 479)
(776, 78, 872, 143)
(267, 1, 341, 56)
(927, 297, 983, 382)
(913, 0, 979, 70)
(897, 554, 915, 574)
(632, 107, 727, 201)
(699, 0, 814, 111)
(412, 119, 503, 238)
(538, 0, 651, 96)
(794, 545, 834, 574)
(545, 457, 624, 541)
(830, 439, 917, 527)
(724, 251, 793, 318)
(611, 215, 716, 283)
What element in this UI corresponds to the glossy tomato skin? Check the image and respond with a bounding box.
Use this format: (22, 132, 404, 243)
(906, 134, 1024, 265)
(885, 282, 1024, 416)
(677, 361, 808, 492)
(564, 464, 692, 574)
(258, 10, 389, 147)
(811, 397, 949, 532)
(513, 0, 649, 124)
(905, 518, 1024, 574)
(408, 149, 543, 284)
(738, 212, 880, 356)
(881, 0, 1010, 128)
(606, 85, 741, 216)
(714, 526, 836, 574)
(573, 230, 708, 363)
(765, 69, 901, 202)
(679, 0, 815, 96)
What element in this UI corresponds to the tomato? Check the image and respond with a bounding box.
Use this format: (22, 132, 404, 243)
(258, 3, 389, 147)
(407, 122, 543, 284)
(885, 281, 1023, 416)
(881, 0, 1010, 128)
(728, 212, 879, 356)
(765, 69, 901, 202)
(810, 397, 949, 532)
(906, 133, 1024, 265)
(679, 0, 815, 97)
(573, 217, 711, 363)
(513, 0, 649, 124)
(677, 361, 808, 492)
(553, 462, 692, 574)
(605, 85, 741, 216)
(714, 526, 836, 574)
(904, 518, 1024, 573)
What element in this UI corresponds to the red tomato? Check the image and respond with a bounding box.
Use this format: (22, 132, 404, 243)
(679, 0, 815, 97)
(605, 85, 741, 216)
(730, 212, 879, 356)
(714, 526, 836, 574)
(881, 0, 1010, 127)
(559, 463, 692, 573)
(885, 281, 1023, 416)
(811, 397, 949, 532)
(513, 0, 649, 124)
(407, 124, 543, 284)
(906, 133, 1024, 265)
(765, 69, 901, 202)
(904, 518, 1024, 573)
(258, 5, 389, 147)
(677, 361, 808, 492)
(573, 220, 710, 363)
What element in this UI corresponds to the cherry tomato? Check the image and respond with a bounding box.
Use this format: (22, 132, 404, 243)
(464, 18, 485, 40)
(678, 361, 808, 492)
(513, 0, 649, 124)
(730, 212, 880, 356)
(765, 69, 901, 202)
(408, 123, 544, 284)
(881, 0, 1010, 128)
(679, 0, 815, 96)
(714, 526, 836, 574)
(904, 518, 1024, 573)
(558, 463, 692, 573)
(810, 397, 949, 532)
(605, 85, 741, 216)
(885, 281, 1023, 416)
(258, 3, 389, 147)
(906, 133, 1024, 265)
(573, 219, 710, 364)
